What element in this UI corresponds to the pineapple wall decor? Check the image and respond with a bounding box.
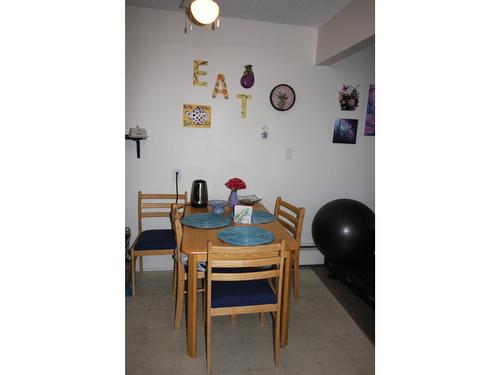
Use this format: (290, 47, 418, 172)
(270, 84, 295, 111)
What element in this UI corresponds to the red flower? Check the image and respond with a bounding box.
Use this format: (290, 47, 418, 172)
(225, 177, 246, 191)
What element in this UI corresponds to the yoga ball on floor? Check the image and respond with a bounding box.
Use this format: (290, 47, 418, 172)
(312, 199, 375, 263)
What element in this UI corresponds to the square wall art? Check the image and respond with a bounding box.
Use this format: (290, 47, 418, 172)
(183, 104, 211, 128)
(364, 84, 375, 136)
(332, 118, 358, 144)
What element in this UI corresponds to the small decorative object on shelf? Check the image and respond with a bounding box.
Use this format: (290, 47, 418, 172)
(225, 177, 246, 208)
(126, 125, 148, 158)
(128, 125, 148, 139)
(339, 84, 360, 111)
(240, 64, 255, 89)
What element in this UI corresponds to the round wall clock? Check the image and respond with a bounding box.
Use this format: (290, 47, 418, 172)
(270, 84, 296, 111)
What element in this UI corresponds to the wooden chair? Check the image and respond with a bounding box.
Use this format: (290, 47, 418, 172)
(274, 197, 305, 298)
(130, 191, 187, 297)
(205, 240, 286, 373)
(170, 204, 205, 329)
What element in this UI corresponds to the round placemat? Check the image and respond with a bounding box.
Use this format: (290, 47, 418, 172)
(181, 213, 232, 229)
(217, 226, 275, 246)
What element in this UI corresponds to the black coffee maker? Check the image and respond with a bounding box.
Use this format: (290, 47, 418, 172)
(190, 180, 208, 208)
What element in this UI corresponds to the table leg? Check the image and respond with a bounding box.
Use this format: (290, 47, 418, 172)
(187, 254, 198, 358)
(280, 250, 292, 347)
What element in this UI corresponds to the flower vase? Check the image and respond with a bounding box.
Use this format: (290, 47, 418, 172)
(228, 190, 239, 208)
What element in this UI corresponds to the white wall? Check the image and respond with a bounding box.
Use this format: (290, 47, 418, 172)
(126, 6, 375, 270)
(316, 0, 375, 65)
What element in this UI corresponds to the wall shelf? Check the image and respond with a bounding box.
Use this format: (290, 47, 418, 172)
(125, 135, 146, 158)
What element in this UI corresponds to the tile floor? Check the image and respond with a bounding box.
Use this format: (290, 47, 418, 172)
(126, 266, 374, 374)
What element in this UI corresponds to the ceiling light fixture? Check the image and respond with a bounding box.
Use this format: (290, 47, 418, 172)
(190, 0, 219, 25)
(183, 0, 221, 34)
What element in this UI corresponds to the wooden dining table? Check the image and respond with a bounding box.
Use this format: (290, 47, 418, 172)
(180, 202, 299, 358)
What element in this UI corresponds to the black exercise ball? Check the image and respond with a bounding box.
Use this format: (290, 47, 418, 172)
(312, 199, 375, 263)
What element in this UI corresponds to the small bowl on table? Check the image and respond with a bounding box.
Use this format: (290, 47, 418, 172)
(208, 200, 228, 215)
(237, 194, 262, 205)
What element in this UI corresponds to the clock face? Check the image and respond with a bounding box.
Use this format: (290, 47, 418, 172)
(270, 84, 295, 111)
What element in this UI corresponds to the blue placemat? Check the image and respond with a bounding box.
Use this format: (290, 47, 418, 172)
(229, 210, 276, 224)
(217, 226, 275, 246)
(251, 211, 276, 224)
(181, 213, 232, 229)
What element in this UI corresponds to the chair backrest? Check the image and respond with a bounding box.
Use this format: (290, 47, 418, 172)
(170, 204, 184, 264)
(273, 197, 305, 243)
(206, 241, 286, 308)
(137, 191, 187, 232)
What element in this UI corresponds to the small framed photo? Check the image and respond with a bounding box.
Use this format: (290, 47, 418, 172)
(233, 205, 253, 224)
(183, 104, 211, 128)
(332, 118, 358, 144)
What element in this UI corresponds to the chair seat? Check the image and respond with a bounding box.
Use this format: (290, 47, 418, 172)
(134, 229, 175, 251)
(211, 279, 277, 308)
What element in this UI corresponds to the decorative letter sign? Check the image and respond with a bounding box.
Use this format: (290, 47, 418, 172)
(193, 60, 208, 86)
(212, 73, 229, 99)
(236, 94, 252, 119)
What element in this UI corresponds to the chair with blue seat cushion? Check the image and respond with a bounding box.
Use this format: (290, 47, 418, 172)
(171, 204, 205, 329)
(274, 197, 305, 299)
(130, 191, 187, 297)
(205, 240, 286, 373)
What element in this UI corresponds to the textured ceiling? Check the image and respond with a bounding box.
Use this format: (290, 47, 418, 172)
(126, 0, 352, 27)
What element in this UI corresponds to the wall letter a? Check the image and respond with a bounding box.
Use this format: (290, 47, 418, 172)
(212, 73, 229, 99)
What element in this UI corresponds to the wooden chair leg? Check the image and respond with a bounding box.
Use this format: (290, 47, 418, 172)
(206, 312, 212, 373)
(230, 314, 237, 321)
(273, 310, 281, 366)
(174, 265, 185, 329)
(293, 253, 300, 299)
(172, 261, 177, 296)
(259, 312, 264, 322)
(131, 254, 136, 297)
(139, 256, 143, 272)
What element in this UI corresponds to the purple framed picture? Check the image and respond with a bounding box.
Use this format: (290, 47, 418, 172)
(333, 118, 358, 144)
(364, 84, 375, 136)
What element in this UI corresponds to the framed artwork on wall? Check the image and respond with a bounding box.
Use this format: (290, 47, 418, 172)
(270, 84, 295, 111)
(183, 104, 211, 128)
(332, 118, 358, 144)
(364, 84, 375, 136)
(338, 84, 360, 111)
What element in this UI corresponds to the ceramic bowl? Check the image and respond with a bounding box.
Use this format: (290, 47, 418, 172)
(208, 200, 228, 215)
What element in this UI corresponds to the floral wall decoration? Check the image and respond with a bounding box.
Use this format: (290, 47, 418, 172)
(193, 60, 208, 86)
(183, 104, 211, 128)
(236, 94, 252, 119)
(212, 73, 229, 99)
(364, 84, 375, 136)
(332, 118, 358, 144)
(339, 84, 360, 111)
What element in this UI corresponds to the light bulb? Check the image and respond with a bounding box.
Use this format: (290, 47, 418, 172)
(190, 0, 219, 25)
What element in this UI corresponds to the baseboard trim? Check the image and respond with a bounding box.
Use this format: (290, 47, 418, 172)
(298, 247, 324, 265)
